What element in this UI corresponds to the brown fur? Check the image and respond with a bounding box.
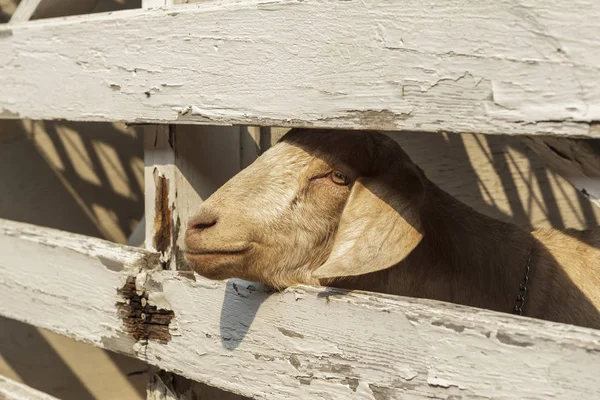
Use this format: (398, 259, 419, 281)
(184, 129, 600, 329)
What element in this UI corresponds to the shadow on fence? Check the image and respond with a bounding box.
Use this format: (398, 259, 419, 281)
(0, 119, 147, 399)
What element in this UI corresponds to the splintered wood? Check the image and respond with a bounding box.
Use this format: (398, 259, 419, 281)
(117, 276, 174, 344)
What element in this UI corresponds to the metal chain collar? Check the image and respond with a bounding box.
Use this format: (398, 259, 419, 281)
(512, 250, 532, 316)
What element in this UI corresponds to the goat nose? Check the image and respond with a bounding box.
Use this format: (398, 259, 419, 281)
(187, 212, 218, 232)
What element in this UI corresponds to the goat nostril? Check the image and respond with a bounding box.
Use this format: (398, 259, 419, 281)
(187, 216, 218, 232)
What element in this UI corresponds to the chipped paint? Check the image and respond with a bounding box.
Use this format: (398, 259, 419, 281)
(1, 1, 600, 137)
(277, 327, 305, 339)
(496, 331, 534, 347)
(0, 29, 13, 39)
(2, 219, 600, 399)
(116, 276, 174, 344)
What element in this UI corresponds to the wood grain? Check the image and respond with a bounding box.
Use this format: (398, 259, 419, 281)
(1, 0, 599, 136)
(1, 218, 599, 400)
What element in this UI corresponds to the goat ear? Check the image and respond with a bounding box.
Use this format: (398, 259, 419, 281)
(312, 167, 424, 279)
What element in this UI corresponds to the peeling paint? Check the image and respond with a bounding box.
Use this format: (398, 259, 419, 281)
(1, 0, 600, 138)
(319, 109, 412, 131)
(341, 377, 359, 392)
(427, 375, 460, 389)
(277, 327, 304, 339)
(254, 354, 275, 361)
(0, 29, 13, 39)
(316, 361, 353, 375)
(134, 252, 162, 271)
(4, 219, 600, 399)
(116, 276, 174, 344)
(288, 354, 301, 369)
(298, 376, 313, 385)
(394, 365, 418, 381)
(177, 270, 196, 281)
(496, 331, 534, 347)
(431, 320, 465, 333)
(369, 384, 395, 400)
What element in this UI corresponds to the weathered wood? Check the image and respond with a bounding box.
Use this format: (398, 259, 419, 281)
(1, 0, 599, 136)
(160, 126, 251, 400)
(141, 0, 206, 397)
(143, 125, 248, 398)
(144, 125, 177, 261)
(143, 125, 251, 400)
(142, 0, 250, 395)
(1, 218, 600, 400)
(143, 125, 246, 264)
(0, 375, 60, 400)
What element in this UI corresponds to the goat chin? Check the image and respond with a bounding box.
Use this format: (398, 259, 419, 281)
(183, 128, 600, 330)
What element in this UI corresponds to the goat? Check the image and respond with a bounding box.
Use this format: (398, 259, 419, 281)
(184, 128, 600, 329)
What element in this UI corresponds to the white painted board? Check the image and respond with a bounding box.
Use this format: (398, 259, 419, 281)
(1, 0, 599, 137)
(0, 218, 599, 399)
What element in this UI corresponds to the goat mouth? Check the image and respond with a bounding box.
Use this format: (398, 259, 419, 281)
(184, 246, 251, 258)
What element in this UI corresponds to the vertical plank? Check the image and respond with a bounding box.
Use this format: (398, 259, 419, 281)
(144, 129, 251, 400)
(142, 0, 257, 396)
(8, 0, 99, 23)
(143, 125, 176, 264)
(139, 0, 182, 396)
(141, 4, 254, 398)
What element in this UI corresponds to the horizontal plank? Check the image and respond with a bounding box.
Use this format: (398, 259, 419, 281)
(1, 0, 600, 137)
(0, 376, 60, 400)
(1, 218, 600, 399)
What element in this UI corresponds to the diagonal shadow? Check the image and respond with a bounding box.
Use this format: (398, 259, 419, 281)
(40, 121, 144, 240)
(0, 316, 95, 400)
(0, 119, 148, 399)
(219, 280, 272, 350)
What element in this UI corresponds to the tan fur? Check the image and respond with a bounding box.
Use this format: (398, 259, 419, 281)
(184, 129, 600, 329)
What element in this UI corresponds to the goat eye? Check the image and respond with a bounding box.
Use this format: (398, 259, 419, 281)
(330, 170, 351, 186)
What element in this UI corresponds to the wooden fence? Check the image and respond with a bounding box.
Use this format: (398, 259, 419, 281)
(1, 0, 600, 399)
